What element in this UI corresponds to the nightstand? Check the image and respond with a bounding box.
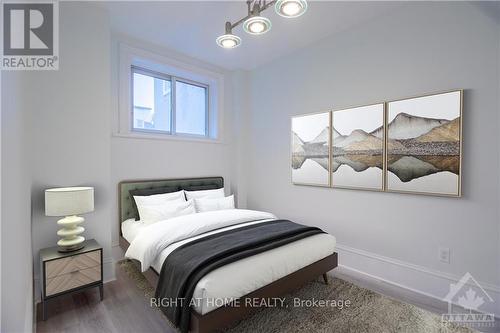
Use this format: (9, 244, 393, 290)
(40, 239, 103, 320)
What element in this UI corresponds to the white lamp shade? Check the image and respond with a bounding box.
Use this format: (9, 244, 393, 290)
(45, 187, 94, 217)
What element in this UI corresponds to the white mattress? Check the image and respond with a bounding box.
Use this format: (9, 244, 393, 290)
(121, 217, 336, 315)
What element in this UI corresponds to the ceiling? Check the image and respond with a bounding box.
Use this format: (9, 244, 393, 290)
(102, 1, 401, 71)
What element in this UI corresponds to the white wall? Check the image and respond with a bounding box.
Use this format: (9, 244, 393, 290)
(229, 70, 251, 208)
(2, 4, 239, 329)
(1, 72, 33, 332)
(1, 3, 114, 328)
(244, 2, 500, 315)
(109, 34, 236, 247)
(1, 69, 2, 332)
(2, 1, 500, 329)
(1, 70, 2, 332)
(497, 7, 500, 312)
(18, 2, 113, 301)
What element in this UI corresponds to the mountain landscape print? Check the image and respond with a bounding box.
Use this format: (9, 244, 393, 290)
(291, 112, 330, 186)
(386, 90, 462, 196)
(290, 90, 462, 197)
(332, 104, 385, 190)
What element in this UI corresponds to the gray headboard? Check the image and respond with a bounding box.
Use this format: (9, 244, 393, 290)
(118, 177, 224, 234)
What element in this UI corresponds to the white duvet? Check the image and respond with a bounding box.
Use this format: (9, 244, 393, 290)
(125, 209, 336, 314)
(125, 209, 277, 271)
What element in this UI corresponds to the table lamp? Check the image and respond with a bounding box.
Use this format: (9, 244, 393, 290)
(45, 187, 94, 252)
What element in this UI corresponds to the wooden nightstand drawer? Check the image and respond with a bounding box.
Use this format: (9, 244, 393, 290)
(45, 250, 101, 279)
(40, 239, 104, 320)
(45, 265, 101, 296)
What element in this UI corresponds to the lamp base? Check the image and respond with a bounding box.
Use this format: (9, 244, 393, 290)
(57, 216, 86, 252)
(58, 243, 85, 253)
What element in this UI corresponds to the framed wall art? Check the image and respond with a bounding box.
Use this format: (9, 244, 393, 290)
(291, 111, 331, 186)
(331, 103, 385, 191)
(385, 90, 462, 196)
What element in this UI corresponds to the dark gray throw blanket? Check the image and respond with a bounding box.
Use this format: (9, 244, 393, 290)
(154, 219, 325, 333)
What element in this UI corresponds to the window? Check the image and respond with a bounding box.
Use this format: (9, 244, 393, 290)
(175, 80, 208, 136)
(118, 44, 222, 141)
(132, 66, 208, 137)
(132, 68, 171, 132)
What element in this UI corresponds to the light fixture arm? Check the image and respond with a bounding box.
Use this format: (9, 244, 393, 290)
(225, 21, 232, 34)
(227, 0, 277, 31)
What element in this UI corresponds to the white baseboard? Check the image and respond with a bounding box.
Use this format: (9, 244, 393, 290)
(103, 257, 116, 283)
(335, 243, 500, 318)
(25, 279, 34, 333)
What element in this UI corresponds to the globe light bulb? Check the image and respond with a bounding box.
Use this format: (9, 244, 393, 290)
(249, 22, 265, 33)
(282, 1, 301, 16)
(275, 0, 307, 18)
(222, 39, 236, 48)
(243, 16, 272, 35)
(216, 34, 241, 49)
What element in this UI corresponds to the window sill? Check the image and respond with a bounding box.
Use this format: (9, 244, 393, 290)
(112, 132, 223, 144)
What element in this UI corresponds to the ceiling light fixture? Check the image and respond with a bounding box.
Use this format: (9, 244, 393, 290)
(275, 0, 307, 18)
(243, 16, 272, 35)
(216, 0, 307, 49)
(216, 22, 242, 49)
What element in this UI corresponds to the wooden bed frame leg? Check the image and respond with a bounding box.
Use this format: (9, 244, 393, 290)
(322, 273, 329, 285)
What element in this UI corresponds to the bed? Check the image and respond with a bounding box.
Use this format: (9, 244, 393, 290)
(118, 177, 338, 333)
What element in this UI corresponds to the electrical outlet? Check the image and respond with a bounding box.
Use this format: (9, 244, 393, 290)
(438, 247, 450, 264)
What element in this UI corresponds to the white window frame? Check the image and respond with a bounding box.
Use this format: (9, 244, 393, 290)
(117, 44, 224, 142)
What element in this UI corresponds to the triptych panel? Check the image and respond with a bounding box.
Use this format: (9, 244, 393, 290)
(331, 104, 384, 191)
(291, 111, 331, 187)
(386, 91, 462, 196)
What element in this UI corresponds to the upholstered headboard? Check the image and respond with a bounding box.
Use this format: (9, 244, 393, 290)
(118, 177, 224, 234)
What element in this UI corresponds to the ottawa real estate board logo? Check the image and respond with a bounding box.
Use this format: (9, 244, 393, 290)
(1, 1, 59, 70)
(442, 272, 495, 329)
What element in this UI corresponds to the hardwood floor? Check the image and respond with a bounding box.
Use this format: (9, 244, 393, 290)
(37, 264, 499, 333)
(36, 265, 174, 333)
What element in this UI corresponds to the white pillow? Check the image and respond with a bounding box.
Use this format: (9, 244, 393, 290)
(184, 188, 225, 201)
(133, 190, 185, 208)
(138, 199, 196, 225)
(195, 195, 235, 213)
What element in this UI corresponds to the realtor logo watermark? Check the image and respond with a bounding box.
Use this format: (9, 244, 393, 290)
(1, 1, 59, 70)
(441, 272, 495, 329)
